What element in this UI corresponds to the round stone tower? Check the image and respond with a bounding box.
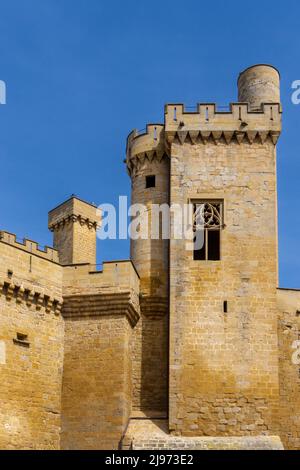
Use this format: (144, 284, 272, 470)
(238, 64, 280, 111)
(126, 124, 170, 413)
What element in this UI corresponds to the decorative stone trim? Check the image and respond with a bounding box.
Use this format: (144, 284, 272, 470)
(140, 296, 168, 317)
(126, 128, 280, 176)
(165, 129, 280, 146)
(0, 279, 62, 316)
(62, 292, 140, 327)
(127, 152, 169, 177)
(49, 214, 99, 232)
(126, 102, 282, 175)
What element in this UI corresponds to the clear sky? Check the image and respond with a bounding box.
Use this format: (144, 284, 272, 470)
(0, 0, 299, 288)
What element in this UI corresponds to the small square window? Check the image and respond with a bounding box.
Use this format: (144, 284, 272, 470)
(146, 175, 156, 188)
(13, 332, 30, 348)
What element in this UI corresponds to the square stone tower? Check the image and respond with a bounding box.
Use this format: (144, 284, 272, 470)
(48, 196, 101, 265)
(166, 64, 282, 436)
(127, 64, 283, 440)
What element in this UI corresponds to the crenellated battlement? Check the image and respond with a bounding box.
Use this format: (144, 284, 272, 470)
(127, 124, 165, 156)
(62, 260, 140, 326)
(0, 230, 59, 263)
(126, 102, 282, 173)
(165, 102, 282, 145)
(126, 124, 168, 175)
(164, 102, 281, 128)
(63, 260, 139, 295)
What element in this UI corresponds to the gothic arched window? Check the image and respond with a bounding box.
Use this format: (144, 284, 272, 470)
(193, 201, 223, 261)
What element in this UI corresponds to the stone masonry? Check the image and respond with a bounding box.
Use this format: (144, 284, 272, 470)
(0, 64, 299, 450)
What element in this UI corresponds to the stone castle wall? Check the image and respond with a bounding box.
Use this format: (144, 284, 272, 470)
(61, 314, 132, 450)
(1, 64, 300, 450)
(168, 137, 280, 437)
(0, 231, 140, 450)
(128, 132, 170, 414)
(0, 240, 64, 449)
(60, 262, 140, 450)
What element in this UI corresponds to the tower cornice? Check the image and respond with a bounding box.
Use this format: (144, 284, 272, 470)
(126, 124, 169, 176)
(48, 214, 99, 232)
(126, 101, 282, 175)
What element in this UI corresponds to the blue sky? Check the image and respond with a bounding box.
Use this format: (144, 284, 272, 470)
(0, 0, 299, 287)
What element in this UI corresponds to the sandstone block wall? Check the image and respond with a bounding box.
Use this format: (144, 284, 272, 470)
(0, 241, 64, 449)
(61, 314, 132, 449)
(132, 435, 284, 450)
(60, 261, 140, 449)
(131, 314, 168, 413)
(123, 418, 284, 450)
(168, 137, 280, 436)
(277, 288, 300, 449)
(127, 127, 170, 414)
(2, 63, 300, 451)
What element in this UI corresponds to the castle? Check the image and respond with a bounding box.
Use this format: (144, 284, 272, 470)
(0, 64, 300, 450)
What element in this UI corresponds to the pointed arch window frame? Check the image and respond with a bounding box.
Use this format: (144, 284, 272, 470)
(192, 200, 224, 261)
